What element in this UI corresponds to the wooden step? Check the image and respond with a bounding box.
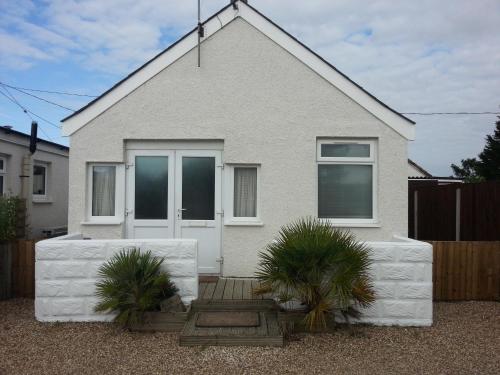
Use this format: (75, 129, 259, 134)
(191, 298, 278, 312)
(179, 311, 283, 347)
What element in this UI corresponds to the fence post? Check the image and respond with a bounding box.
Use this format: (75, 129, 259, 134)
(0, 242, 12, 300)
(455, 188, 461, 241)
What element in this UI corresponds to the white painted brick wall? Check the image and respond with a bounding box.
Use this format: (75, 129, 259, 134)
(36, 234, 431, 327)
(35, 234, 198, 322)
(356, 236, 433, 326)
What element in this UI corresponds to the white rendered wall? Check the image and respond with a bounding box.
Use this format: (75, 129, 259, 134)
(67, 18, 409, 277)
(357, 236, 433, 326)
(35, 234, 198, 322)
(35, 235, 432, 326)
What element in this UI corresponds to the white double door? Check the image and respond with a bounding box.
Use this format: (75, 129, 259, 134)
(125, 149, 222, 274)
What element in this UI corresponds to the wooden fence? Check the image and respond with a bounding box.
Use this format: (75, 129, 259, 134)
(0, 239, 37, 299)
(12, 239, 37, 298)
(431, 241, 500, 301)
(409, 180, 500, 241)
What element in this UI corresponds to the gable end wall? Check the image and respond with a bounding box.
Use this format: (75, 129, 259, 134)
(68, 18, 408, 276)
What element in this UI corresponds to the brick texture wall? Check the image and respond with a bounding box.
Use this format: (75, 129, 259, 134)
(35, 234, 198, 322)
(358, 236, 433, 326)
(35, 235, 432, 326)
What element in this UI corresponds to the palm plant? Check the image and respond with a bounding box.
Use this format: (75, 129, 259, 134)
(255, 217, 375, 331)
(94, 248, 177, 327)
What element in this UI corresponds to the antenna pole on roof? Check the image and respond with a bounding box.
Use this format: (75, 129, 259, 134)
(197, 0, 204, 67)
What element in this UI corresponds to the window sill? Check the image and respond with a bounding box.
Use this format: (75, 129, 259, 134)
(328, 222, 381, 228)
(225, 220, 264, 227)
(33, 197, 52, 204)
(81, 220, 123, 226)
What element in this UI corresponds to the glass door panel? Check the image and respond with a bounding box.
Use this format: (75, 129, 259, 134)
(181, 157, 215, 220)
(135, 156, 169, 219)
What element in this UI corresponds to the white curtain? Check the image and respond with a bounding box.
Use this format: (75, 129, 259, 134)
(92, 166, 115, 216)
(33, 165, 46, 195)
(234, 167, 257, 217)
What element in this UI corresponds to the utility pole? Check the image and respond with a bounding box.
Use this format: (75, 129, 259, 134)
(20, 121, 37, 239)
(197, 0, 204, 67)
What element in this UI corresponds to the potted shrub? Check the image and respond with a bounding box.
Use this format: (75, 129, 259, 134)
(0, 196, 21, 300)
(95, 248, 187, 331)
(255, 217, 375, 332)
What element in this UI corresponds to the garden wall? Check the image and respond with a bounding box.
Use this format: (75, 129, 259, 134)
(359, 236, 433, 326)
(35, 234, 198, 322)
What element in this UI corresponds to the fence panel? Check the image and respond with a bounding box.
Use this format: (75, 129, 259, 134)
(410, 181, 500, 241)
(460, 182, 500, 240)
(11, 239, 36, 298)
(431, 241, 500, 301)
(416, 184, 457, 240)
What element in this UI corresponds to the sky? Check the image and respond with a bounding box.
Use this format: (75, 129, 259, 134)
(0, 0, 499, 176)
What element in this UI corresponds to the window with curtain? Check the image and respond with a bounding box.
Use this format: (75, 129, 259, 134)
(317, 140, 376, 222)
(233, 167, 258, 217)
(92, 166, 116, 216)
(33, 165, 46, 196)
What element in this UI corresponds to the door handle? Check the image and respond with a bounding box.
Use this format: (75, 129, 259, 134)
(177, 208, 187, 219)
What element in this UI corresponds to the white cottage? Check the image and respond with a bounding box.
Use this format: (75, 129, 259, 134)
(62, 1, 415, 277)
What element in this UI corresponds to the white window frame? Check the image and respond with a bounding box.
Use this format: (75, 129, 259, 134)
(33, 162, 49, 202)
(0, 156, 6, 173)
(85, 163, 125, 225)
(0, 156, 6, 195)
(224, 164, 263, 226)
(316, 139, 378, 226)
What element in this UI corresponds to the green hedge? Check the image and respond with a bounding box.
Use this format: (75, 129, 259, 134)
(0, 196, 21, 242)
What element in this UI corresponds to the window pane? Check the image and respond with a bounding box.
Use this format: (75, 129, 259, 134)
(33, 165, 46, 195)
(0, 176, 3, 195)
(135, 156, 168, 220)
(92, 166, 115, 216)
(0, 158, 4, 171)
(318, 164, 372, 219)
(182, 157, 215, 220)
(321, 143, 370, 158)
(234, 167, 257, 217)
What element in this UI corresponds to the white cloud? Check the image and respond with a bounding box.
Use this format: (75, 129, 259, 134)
(0, 0, 499, 174)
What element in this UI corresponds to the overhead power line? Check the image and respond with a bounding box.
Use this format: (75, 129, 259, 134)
(2, 81, 499, 118)
(0, 83, 75, 112)
(35, 122, 54, 141)
(0, 83, 98, 98)
(0, 88, 62, 129)
(0, 89, 54, 141)
(26, 110, 62, 129)
(0, 87, 34, 121)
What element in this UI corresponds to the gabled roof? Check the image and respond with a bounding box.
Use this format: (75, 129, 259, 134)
(62, 0, 415, 139)
(408, 159, 432, 177)
(1, 125, 69, 151)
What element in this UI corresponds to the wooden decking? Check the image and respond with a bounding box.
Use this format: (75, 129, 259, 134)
(180, 310, 283, 346)
(198, 278, 265, 301)
(179, 278, 283, 347)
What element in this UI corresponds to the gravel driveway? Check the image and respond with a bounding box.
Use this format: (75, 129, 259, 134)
(1, 299, 499, 374)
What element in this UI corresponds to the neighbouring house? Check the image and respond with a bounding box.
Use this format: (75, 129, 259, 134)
(408, 159, 432, 179)
(408, 158, 463, 185)
(0, 125, 69, 238)
(61, 1, 415, 277)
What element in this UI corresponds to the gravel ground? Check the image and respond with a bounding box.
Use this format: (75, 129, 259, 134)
(0, 300, 499, 375)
